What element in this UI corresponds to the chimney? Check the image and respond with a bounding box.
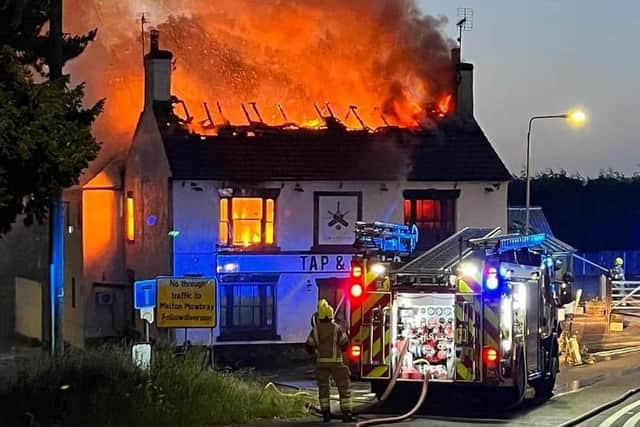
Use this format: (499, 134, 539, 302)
(144, 30, 173, 110)
(451, 47, 474, 116)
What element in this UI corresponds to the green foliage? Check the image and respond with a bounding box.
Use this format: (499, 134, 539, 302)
(0, 47, 102, 234)
(0, 1, 102, 235)
(0, 346, 309, 427)
(509, 169, 640, 251)
(0, 0, 97, 75)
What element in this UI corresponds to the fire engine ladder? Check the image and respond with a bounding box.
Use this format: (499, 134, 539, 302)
(354, 221, 419, 259)
(393, 227, 501, 282)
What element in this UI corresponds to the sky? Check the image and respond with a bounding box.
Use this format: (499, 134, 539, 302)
(420, 0, 640, 177)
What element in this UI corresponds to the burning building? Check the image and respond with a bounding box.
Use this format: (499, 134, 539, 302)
(2, 21, 510, 348)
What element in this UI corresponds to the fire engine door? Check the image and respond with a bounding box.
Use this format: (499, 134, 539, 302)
(525, 279, 541, 372)
(360, 292, 392, 379)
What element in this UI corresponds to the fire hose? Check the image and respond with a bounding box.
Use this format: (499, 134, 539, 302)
(312, 338, 432, 423)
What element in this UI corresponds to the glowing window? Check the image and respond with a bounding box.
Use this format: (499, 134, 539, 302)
(219, 198, 229, 245)
(220, 197, 276, 247)
(404, 198, 455, 250)
(265, 199, 274, 244)
(126, 192, 135, 242)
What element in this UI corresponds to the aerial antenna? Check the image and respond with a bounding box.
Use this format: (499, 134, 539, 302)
(136, 12, 150, 60)
(456, 7, 473, 52)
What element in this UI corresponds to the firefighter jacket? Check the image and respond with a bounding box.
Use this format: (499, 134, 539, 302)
(610, 266, 625, 281)
(306, 319, 349, 365)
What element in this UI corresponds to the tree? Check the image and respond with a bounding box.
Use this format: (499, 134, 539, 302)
(509, 170, 640, 251)
(0, 1, 102, 235)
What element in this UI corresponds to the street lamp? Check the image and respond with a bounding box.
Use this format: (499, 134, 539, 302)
(524, 109, 587, 234)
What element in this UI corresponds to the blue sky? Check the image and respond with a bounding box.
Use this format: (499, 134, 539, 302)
(419, 0, 640, 177)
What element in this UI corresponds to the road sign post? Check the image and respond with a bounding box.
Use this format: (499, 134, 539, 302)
(133, 280, 157, 365)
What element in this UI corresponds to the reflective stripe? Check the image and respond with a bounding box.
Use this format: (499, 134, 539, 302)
(319, 398, 330, 410)
(340, 398, 352, 411)
(332, 325, 338, 360)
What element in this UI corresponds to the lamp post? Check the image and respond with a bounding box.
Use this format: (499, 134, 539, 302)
(525, 110, 586, 234)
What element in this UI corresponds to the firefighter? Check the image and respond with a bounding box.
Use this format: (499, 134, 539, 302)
(306, 299, 356, 423)
(610, 257, 625, 281)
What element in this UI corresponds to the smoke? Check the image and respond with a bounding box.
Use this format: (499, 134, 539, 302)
(63, 0, 455, 159)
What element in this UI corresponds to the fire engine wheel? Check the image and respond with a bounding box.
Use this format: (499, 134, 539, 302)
(513, 349, 527, 405)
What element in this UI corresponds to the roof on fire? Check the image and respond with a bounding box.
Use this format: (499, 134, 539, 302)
(154, 103, 512, 182)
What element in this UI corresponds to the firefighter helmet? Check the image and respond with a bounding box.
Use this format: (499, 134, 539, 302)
(317, 299, 334, 320)
(615, 257, 624, 266)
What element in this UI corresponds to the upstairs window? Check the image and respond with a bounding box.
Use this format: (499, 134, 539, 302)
(403, 190, 458, 250)
(219, 197, 275, 247)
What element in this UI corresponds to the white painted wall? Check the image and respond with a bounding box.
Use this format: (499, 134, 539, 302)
(171, 179, 508, 344)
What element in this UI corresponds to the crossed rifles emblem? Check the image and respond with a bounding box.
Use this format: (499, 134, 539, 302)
(327, 201, 349, 230)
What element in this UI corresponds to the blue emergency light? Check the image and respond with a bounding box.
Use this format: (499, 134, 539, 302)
(134, 279, 157, 309)
(497, 234, 546, 253)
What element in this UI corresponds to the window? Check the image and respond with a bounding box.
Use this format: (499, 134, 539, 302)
(71, 278, 76, 309)
(219, 197, 275, 247)
(219, 278, 277, 341)
(404, 197, 456, 250)
(126, 191, 135, 242)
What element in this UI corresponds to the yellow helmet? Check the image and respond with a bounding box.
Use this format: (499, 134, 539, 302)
(317, 299, 334, 320)
(615, 257, 624, 266)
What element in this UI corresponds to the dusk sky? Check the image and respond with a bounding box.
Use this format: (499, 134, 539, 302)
(421, 0, 639, 177)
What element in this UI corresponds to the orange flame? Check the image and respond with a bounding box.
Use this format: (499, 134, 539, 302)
(63, 0, 455, 153)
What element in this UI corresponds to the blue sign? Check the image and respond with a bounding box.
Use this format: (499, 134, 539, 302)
(134, 280, 157, 309)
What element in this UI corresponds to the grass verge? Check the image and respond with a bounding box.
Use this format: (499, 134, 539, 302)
(0, 346, 310, 427)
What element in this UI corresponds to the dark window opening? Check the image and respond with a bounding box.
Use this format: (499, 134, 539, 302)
(71, 278, 76, 309)
(219, 279, 278, 341)
(404, 198, 456, 250)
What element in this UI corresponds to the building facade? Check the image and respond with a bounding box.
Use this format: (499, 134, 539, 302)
(2, 31, 512, 348)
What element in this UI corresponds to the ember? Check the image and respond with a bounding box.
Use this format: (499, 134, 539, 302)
(64, 0, 455, 149)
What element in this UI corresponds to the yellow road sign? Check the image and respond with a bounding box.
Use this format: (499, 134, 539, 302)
(157, 277, 216, 328)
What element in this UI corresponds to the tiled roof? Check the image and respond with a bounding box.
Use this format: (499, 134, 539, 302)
(156, 105, 511, 182)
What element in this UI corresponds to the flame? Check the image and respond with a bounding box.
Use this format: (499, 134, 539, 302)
(63, 0, 455, 153)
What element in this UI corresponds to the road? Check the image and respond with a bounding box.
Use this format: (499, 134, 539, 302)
(257, 350, 640, 427)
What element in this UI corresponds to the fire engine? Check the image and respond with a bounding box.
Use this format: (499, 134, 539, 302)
(347, 222, 571, 404)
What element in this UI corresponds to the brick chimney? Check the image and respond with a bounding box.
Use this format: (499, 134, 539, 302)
(451, 47, 474, 116)
(144, 30, 173, 110)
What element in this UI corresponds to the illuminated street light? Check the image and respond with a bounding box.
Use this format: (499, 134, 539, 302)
(566, 109, 587, 127)
(525, 108, 588, 233)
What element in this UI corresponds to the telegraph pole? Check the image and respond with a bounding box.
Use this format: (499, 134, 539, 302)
(49, 0, 65, 357)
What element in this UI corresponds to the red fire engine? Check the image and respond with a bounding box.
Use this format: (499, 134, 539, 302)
(347, 222, 570, 404)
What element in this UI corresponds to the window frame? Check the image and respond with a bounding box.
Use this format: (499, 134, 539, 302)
(217, 274, 280, 341)
(219, 196, 277, 248)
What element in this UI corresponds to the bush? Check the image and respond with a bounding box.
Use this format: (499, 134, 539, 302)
(0, 346, 309, 426)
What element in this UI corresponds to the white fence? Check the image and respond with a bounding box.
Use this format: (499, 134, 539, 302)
(611, 281, 640, 312)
